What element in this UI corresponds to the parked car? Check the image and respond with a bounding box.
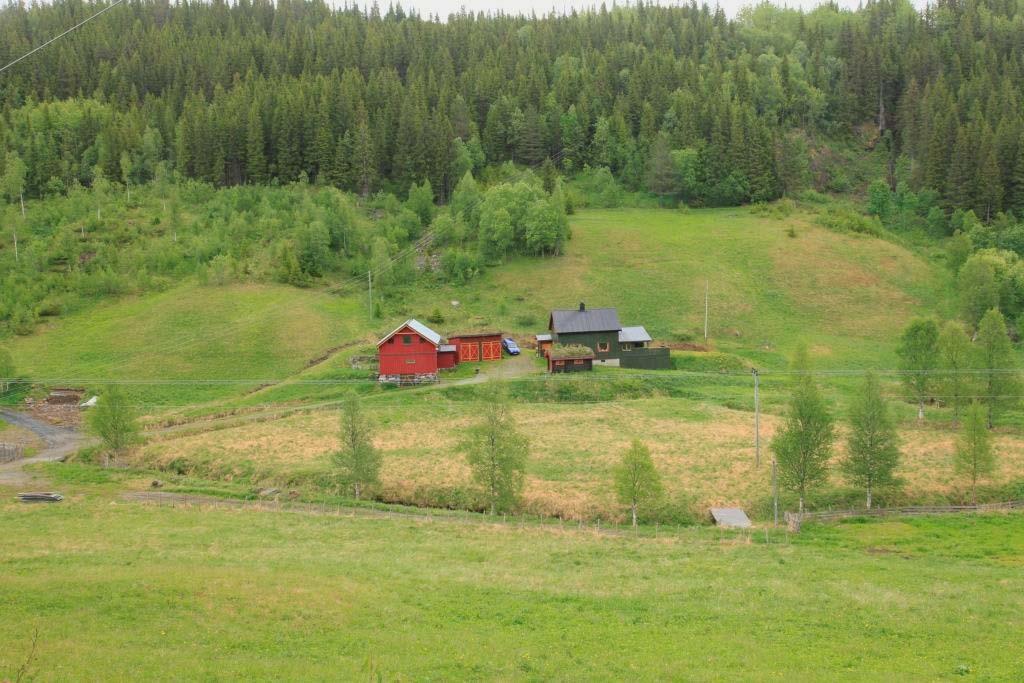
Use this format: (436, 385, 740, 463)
(502, 338, 521, 355)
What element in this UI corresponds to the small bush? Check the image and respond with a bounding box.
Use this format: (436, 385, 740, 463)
(817, 207, 884, 237)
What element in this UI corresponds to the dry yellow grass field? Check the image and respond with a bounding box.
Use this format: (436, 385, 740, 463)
(135, 397, 1024, 521)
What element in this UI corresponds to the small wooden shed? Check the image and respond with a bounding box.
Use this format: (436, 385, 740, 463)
(547, 344, 594, 373)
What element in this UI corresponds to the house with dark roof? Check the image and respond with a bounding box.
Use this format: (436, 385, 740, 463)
(546, 303, 670, 369)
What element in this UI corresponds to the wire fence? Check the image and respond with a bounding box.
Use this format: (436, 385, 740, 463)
(121, 491, 770, 543)
(0, 443, 25, 464)
(785, 500, 1024, 529)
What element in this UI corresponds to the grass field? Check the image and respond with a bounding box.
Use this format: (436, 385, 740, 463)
(6, 283, 370, 406)
(134, 395, 1024, 521)
(1, 480, 1022, 680)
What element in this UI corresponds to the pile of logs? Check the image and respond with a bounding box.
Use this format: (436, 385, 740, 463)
(16, 492, 64, 503)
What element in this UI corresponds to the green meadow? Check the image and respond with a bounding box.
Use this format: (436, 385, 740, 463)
(7, 206, 954, 411)
(0, 479, 1021, 680)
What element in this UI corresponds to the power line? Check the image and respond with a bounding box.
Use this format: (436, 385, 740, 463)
(0, 0, 128, 76)
(4, 366, 1023, 385)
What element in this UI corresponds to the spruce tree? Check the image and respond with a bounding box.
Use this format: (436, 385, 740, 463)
(945, 126, 975, 209)
(1010, 136, 1024, 217)
(245, 104, 267, 184)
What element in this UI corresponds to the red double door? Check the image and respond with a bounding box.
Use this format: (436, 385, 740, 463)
(460, 340, 501, 362)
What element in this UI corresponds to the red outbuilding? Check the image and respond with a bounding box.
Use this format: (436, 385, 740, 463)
(377, 319, 443, 383)
(447, 332, 503, 363)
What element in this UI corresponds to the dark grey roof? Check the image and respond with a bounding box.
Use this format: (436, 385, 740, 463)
(618, 326, 651, 343)
(550, 307, 621, 334)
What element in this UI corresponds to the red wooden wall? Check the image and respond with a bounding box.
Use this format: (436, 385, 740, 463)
(378, 325, 439, 375)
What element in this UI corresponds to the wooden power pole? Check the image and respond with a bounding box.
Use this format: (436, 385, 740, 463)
(752, 368, 760, 467)
(703, 279, 709, 342)
(367, 269, 373, 318)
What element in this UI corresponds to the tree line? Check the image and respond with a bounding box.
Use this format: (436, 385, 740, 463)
(1, 0, 1023, 212)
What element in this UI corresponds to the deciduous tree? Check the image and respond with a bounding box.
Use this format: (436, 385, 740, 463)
(331, 394, 380, 500)
(843, 373, 900, 509)
(954, 402, 994, 504)
(614, 440, 663, 527)
(461, 396, 529, 515)
(771, 347, 835, 514)
(896, 318, 939, 421)
(975, 308, 1019, 427)
(88, 385, 141, 467)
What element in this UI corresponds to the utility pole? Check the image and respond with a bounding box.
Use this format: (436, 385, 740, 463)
(367, 269, 373, 318)
(703, 279, 709, 343)
(772, 458, 779, 527)
(752, 368, 760, 467)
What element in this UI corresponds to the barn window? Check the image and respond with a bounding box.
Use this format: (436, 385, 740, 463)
(402, 335, 413, 345)
(574, 359, 584, 365)
(405, 359, 416, 364)
(555, 360, 564, 366)
(597, 342, 609, 352)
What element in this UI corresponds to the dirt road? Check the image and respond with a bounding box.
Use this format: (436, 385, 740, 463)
(0, 408, 88, 486)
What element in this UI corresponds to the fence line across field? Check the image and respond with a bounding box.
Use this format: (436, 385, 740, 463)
(785, 500, 1024, 529)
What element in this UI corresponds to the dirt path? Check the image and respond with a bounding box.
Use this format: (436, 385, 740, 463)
(0, 409, 89, 487)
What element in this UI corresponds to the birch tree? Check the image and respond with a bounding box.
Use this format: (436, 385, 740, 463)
(462, 398, 529, 515)
(614, 440, 663, 527)
(331, 394, 380, 500)
(843, 373, 900, 509)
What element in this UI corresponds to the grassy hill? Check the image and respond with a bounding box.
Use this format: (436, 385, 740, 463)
(1, 478, 1022, 680)
(7, 204, 952, 402)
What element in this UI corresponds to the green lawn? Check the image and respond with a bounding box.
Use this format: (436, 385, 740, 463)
(7, 283, 368, 406)
(0, 483, 1021, 680)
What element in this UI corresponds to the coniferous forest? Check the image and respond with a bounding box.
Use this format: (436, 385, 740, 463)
(0, 0, 1021, 210)
(3, 0, 1024, 335)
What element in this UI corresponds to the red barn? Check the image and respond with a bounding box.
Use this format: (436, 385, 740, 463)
(448, 332, 503, 363)
(377, 319, 443, 383)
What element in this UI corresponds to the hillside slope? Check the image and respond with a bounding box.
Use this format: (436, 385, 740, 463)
(7, 206, 951, 406)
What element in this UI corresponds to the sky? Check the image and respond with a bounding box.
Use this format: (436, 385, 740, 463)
(391, 0, 913, 20)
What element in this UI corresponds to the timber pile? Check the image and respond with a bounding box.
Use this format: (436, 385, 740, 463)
(17, 492, 64, 503)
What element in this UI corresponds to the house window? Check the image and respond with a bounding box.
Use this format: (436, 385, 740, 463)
(402, 335, 413, 345)
(597, 341, 609, 352)
(574, 359, 584, 365)
(621, 343, 630, 351)
(555, 360, 565, 366)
